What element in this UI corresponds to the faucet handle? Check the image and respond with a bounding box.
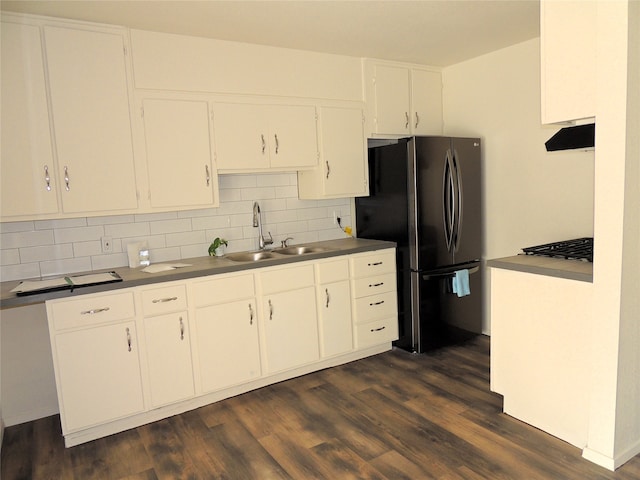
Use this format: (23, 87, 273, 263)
(281, 237, 294, 248)
(264, 231, 274, 246)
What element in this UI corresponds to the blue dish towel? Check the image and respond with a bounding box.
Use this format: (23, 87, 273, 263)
(452, 269, 471, 297)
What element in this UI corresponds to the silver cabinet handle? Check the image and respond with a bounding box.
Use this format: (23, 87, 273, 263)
(152, 296, 178, 303)
(80, 307, 110, 315)
(64, 166, 70, 191)
(369, 300, 385, 306)
(405, 112, 409, 129)
(205, 165, 210, 186)
(369, 282, 384, 288)
(415, 112, 420, 129)
(179, 316, 184, 340)
(261, 134, 266, 154)
(274, 134, 279, 154)
(44, 165, 51, 191)
(326, 161, 331, 179)
(367, 261, 383, 266)
(371, 326, 386, 332)
(268, 299, 273, 320)
(325, 288, 330, 308)
(248, 303, 254, 325)
(126, 327, 132, 352)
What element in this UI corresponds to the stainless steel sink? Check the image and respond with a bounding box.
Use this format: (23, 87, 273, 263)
(226, 251, 276, 262)
(273, 246, 330, 256)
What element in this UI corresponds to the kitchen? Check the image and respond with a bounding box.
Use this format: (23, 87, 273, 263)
(1, 0, 638, 477)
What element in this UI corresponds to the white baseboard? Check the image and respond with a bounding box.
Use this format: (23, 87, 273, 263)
(582, 438, 640, 471)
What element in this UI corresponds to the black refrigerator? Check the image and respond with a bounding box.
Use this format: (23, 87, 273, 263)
(355, 136, 483, 353)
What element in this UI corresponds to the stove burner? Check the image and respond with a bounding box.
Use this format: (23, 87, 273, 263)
(522, 237, 593, 262)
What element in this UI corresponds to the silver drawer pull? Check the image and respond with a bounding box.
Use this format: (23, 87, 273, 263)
(248, 303, 254, 325)
(369, 282, 384, 287)
(368, 261, 383, 266)
(126, 327, 132, 352)
(179, 317, 185, 340)
(44, 165, 51, 191)
(152, 296, 178, 303)
(369, 300, 385, 306)
(371, 326, 386, 332)
(80, 307, 110, 315)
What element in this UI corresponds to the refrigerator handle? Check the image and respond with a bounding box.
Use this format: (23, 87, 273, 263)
(422, 265, 479, 280)
(452, 149, 464, 252)
(442, 150, 455, 252)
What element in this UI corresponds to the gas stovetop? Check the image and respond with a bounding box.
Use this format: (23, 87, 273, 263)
(522, 237, 593, 262)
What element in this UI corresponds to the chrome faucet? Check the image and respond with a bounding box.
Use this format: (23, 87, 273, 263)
(252, 201, 273, 250)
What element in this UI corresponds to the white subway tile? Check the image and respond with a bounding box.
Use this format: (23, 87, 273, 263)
(275, 185, 298, 198)
(297, 207, 330, 221)
(265, 209, 298, 224)
(91, 253, 128, 271)
(20, 244, 74, 263)
(104, 223, 150, 238)
(122, 235, 166, 250)
(165, 231, 207, 248)
(230, 214, 253, 228)
(134, 212, 178, 222)
(219, 188, 243, 202)
(308, 218, 335, 230)
(87, 214, 136, 225)
(35, 218, 87, 230)
(149, 247, 182, 263)
(177, 208, 219, 218)
(319, 229, 348, 241)
(204, 227, 245, 242)
(54, 226, 104, 244)
(217, 200, 253, 215)
(0, 263, 41, 282)
(191, 215, 231, 231)
(259, 199, 287, 211)
(0, 221, 35, 233)
(240, 187, 276, 201)
(180, 243, 210, 259)
(226, 238, 255, 253)
(288, 231, 319, 244)
(257, 173, 294, 187)
(149, 219, 192, 235)
(73, 240, 103, 257)
(275, 220, 309, 234)
(0, 230, 54, 249)
(1, 249, 20, 266)
(219, 174, 257, 189)
(40, 257, 92, 277)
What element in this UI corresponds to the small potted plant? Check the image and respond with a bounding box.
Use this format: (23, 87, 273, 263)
(208, 237, 228, 257)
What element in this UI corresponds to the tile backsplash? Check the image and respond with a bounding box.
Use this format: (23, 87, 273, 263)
(0, 173, 353, 282)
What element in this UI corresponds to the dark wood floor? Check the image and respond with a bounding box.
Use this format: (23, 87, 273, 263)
(2, 335, 640, 479)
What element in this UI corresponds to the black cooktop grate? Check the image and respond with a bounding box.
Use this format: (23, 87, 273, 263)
(522, 237, 593, 262)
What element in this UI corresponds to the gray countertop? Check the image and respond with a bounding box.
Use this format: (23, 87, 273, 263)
(487, 254, 593, 283)
(0, 238, 396, 309)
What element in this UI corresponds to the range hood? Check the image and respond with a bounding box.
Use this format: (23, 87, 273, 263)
(545, 123, 595, 151)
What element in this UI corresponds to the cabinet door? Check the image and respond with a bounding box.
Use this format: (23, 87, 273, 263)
(54, 321, 144, 432)
(1, 22, 58, 218)
(373, 65, 411, 135)
(298, 106, 368, 199)
(142, 98, 217, 208)
(212, 103, 270, 170)
(143, 312, 195, 407)
(318, 280, 353, 357)
(195, 299, 261, 393)
(411, 69, 443, 135)
(44, 26, 138, 214)
(268, 105, 318, 169)
(262, 286, 319, 373)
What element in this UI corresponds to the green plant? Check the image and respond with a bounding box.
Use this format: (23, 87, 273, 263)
(208, 237, 228, 256)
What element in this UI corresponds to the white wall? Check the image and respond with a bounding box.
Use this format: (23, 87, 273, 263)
(441, 38, 595, 333)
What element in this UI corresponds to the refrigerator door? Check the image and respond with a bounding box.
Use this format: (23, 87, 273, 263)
(409, 136, 455, 270)
(451, 138, 482, 264)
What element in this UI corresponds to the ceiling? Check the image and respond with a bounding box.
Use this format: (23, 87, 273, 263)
(0, 0, 540, 67)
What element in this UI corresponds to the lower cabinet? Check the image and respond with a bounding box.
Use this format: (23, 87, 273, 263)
(45, 247, 397, 446)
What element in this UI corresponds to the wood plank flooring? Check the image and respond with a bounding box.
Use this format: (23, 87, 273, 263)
(3, 335, 640, 479)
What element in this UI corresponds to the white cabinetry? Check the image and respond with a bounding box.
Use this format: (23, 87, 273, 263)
(363, 60, 443, 137)
(540, 0, 596, 124)
(212, 102, 318, 172)
(316, 259, 353, 357)
(298, 105, 368, 199)
(43, 25, 138, 214)
(140, 284, 194, 408)
(191, 273, 261, 393)
(0, 21, 58, 218)
(259, 264, 320, 373)
(350, 249, 399, 348)
(47, 291, 144, 433)
(140, 98, 218, 209)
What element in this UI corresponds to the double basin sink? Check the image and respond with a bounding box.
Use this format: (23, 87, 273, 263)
(225, 245, 332, 263)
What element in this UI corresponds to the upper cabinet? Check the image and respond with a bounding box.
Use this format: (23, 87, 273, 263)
(139, 97, 218, 209)
(540, 0, 596, 124)
(44, 25, 138, 214)
(298, 105, 368, 199)
(1, 21, 58, 218)
(363, 60, 443, 137)
(212, 102, 319, 173)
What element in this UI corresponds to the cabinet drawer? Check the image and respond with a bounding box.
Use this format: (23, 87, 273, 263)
(353, 291, 398, 324)
(141, 285, 187, 316)
(350, 249, 396, 278)
(316, 258, 349, 284)
(191, 273, 255, 307)
(355, 317, 399, 349)
(352, 272, 396, 298)
(49, 291, 135, 331)
(261, 264, 314, 294)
